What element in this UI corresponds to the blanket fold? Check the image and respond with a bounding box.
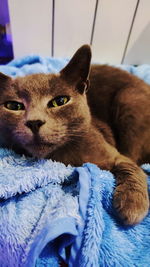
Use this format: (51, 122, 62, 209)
(0, 56, 150, 266)
(0, 149, 150, 266)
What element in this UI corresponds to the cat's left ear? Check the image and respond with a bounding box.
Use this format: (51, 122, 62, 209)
(60, 45, 91, 94)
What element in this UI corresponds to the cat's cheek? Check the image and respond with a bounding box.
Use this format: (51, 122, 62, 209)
(13, 128, 34, 145)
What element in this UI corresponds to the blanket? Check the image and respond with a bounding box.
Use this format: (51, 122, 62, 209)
(0, 56, 150, 267)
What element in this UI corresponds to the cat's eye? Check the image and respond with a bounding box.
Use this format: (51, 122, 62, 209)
(4, 101, 25, 111)
(48, 96, 70, 108)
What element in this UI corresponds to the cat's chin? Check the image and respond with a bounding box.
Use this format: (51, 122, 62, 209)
(24, 143, 56, 159)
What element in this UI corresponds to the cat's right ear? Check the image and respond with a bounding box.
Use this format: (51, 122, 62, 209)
(0, 72, 11, 88)
(60, 45, 92, 93)
(0, 72, 11, 83)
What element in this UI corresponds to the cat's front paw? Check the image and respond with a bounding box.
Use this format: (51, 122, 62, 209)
(113, 184, 149, 225)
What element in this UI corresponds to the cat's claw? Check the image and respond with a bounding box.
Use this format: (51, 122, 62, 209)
(113, 185, 149, 225)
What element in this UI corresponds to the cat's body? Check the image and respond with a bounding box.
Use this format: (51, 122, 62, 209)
(0, 45, 149, 225)
(88, 64, 150, 164)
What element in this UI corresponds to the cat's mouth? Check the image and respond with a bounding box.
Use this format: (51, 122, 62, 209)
(29, 141, 54, 147)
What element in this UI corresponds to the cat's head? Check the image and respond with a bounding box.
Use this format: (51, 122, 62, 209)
(0, 45, 92, 158)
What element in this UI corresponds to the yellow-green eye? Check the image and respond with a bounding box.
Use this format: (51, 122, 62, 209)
(4, 101, 25, 111)
(48, 96, 69, 108)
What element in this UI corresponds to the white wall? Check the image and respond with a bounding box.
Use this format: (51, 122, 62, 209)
(54, 0, 96, 58)
(8, 0, 52, 57)
(8, 0, 150, 64)
(124, 0, 150, 64)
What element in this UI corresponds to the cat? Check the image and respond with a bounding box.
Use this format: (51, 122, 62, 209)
(0, 45, 149, 225)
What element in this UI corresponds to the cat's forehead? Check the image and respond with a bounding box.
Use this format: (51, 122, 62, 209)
(13, 73, 70, 98)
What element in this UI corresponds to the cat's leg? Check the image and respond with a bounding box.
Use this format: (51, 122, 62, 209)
(97, 140, 149, 225)
(111, 153, 149, 225)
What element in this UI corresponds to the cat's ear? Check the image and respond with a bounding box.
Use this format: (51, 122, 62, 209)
(0, 72, 11, 87)
(60, 45, 91, 93)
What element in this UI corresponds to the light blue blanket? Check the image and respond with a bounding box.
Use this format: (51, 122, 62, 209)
(0, 56, 150, 267)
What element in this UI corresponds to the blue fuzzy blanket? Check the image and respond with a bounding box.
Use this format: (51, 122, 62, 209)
(0, 56, 150, 267)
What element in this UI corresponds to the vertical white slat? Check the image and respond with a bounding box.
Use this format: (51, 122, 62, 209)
(123, 0, 150, 64)
(92, 0, 137, 64)
(54, 0, 96, 58)
(8, 0, 52, 58)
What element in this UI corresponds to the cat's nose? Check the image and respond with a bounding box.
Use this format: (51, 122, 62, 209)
(25, 120, 45, 133)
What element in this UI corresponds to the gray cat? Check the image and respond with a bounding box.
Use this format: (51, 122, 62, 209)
(0, 45, 149, 225)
